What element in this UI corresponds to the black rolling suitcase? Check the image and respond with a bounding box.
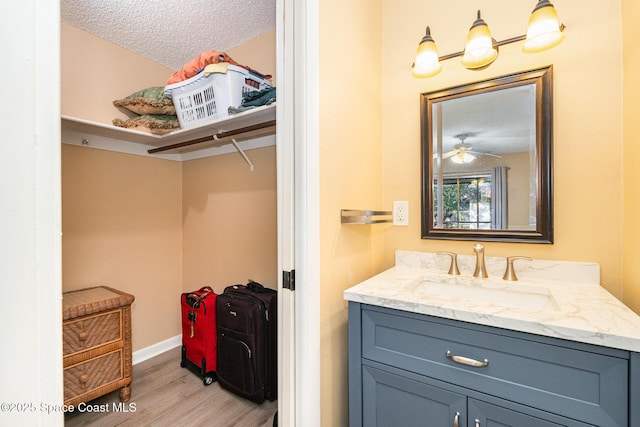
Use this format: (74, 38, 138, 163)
(216, 280, 277, 403)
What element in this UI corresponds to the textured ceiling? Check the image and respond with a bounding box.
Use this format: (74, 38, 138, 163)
(61, 0, 276, 71)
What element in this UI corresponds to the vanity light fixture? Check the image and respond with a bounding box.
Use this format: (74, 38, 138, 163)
(411, 26, 443, 78)
(460, 11, 498, 70)
(411, 0, 565, 78)
(522, 0, 565, 52)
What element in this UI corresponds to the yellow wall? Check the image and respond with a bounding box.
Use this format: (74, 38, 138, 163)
(61, 23, 174, 124)
(61, 144, 277, 352)
(622, 0, 640, 314)
(319, 0, 383, 425)
(182, 147, 278, 294)
(381, 0, 626, 299)
(62, 145, 183, 350)
(316, 1, 638, 424)
(61, 23, 277, 351)
(228, 29, 277, 86)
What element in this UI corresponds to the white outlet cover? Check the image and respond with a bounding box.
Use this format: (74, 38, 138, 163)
(393, 201, 409, 226)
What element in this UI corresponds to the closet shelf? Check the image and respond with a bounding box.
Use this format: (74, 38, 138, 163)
(61, 103, 276, 155)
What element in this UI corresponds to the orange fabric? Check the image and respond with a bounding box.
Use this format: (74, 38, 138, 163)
(166, 51, 241, 85)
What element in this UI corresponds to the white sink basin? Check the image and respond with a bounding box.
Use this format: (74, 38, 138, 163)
(414, 275, 559, 311)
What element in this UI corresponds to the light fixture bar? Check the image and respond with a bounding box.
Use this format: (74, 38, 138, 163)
(436, 23, 564, 62)
(412, 1, 566, 77)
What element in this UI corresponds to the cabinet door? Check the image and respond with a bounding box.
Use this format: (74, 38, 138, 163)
(468, 399, 566, 427)
(363, 365, 466, 427)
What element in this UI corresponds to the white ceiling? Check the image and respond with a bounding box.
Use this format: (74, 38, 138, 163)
(61, 0, 277, 71)
(438, 84, 535, 155)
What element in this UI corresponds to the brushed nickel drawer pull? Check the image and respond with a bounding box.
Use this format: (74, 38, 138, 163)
(453, 411, 460, 427)
(475, 419, 481, 427)
(446, 350, 489, 367)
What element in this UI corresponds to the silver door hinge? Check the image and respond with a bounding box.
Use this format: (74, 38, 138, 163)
(283, 270, 295, 291)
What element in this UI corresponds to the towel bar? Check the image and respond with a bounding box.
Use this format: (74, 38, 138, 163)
(341, 209, 392, 224)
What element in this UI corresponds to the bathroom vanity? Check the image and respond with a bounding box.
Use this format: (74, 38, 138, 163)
(345, 251, 640, 427)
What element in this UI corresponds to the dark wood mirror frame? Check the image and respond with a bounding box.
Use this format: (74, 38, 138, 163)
(421, 66, 553, 243)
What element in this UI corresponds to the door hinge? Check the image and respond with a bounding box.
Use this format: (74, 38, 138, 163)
(283, 269, 295, 291)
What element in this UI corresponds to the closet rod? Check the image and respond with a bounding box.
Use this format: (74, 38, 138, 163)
(147, 119, 276, 154)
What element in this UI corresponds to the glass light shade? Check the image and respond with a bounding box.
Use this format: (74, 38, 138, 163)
(461, 12, 498, 69)
(523, 0, 565, 53)
(451, 152, 476, 164)
(412, 27, 442, 78)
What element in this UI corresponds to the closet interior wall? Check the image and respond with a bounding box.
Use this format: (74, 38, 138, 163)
(61, 22, 278, 353)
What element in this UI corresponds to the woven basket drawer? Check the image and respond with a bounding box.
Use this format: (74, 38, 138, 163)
(64, 350, 123, 401)
(63, 310, 122, 356)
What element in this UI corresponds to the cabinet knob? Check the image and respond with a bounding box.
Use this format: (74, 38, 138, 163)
(79, 374, 89, 389)
(78, 332, 88, 341)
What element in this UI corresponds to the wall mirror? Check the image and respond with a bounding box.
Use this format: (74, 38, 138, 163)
(421, 66, 553, 243)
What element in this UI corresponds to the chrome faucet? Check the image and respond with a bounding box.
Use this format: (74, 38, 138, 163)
(472, 244, 488, 278)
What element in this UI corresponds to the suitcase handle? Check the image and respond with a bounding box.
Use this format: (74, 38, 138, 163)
(186, 286, 215, 310)
(246, 280, 266, 292)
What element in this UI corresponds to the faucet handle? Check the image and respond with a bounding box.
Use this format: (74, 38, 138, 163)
(437, 251, 460, 275)
(503, 256, 533, 281)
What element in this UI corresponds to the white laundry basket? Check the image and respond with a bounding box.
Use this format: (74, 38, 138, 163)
(165, 64, 272, 128)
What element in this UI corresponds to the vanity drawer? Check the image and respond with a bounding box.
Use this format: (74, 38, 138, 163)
(361, 306, 628, 427)
(63, 349, 123, 402)
(63, 310, 122, 357)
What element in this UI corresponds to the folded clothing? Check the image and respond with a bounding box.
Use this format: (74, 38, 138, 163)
(167, 51, 240, 85)
(228, 87, 276, 114)
(167, 50, 272, 86)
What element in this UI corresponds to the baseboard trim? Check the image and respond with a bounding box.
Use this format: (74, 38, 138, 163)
(132, 335, 181, 365)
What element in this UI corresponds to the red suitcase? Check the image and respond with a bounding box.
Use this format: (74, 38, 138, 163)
(180, 286, 218, 385)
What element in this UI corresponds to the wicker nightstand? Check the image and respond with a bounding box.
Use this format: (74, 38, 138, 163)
(62, 286, 135, 406)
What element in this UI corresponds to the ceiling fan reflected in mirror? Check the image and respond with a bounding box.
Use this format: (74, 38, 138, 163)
(440, 133, 502, 164)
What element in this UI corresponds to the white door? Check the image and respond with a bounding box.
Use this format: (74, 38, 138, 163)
(276, 1, 297, 423)
(277, 0, 321, 425)
(1, 1, 64, 425)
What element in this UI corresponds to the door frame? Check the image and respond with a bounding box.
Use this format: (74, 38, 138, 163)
(3, 0, 64, 425)
(277, 0, 321, 425)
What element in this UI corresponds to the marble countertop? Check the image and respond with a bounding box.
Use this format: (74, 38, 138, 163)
(344, 251, 640, 352)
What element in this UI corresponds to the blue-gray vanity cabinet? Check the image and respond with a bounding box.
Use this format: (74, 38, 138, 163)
(361, 362, 575, 426)
(348, 302, 639, 427)
(362, 364, 466, 426)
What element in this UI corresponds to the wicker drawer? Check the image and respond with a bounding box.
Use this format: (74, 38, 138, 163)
(64, 350, 123, 402)
(63, 310, 122, 357)
(361, 306, 629, 426)
(62, 286, 134, 406)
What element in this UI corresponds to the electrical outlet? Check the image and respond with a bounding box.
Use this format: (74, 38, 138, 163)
(393, 201, 409, 226)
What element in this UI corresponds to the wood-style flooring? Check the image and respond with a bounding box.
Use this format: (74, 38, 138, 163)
(64, 346, 277, 427)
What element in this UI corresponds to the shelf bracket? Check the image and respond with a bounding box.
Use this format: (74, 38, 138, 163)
(226, 138, 254, 171)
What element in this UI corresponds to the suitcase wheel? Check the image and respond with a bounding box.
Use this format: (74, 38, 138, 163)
(180, 361, 186, 368)
(203, 375, 214, 386)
